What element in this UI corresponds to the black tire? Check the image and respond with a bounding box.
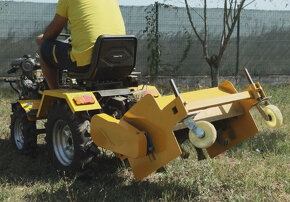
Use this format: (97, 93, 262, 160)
(46, 101, 93, 175)
(10, 103, 37, 155)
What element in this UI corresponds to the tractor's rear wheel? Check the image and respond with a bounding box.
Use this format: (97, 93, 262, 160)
(46, 101, 93, 175)
(10, 104, 37, 155)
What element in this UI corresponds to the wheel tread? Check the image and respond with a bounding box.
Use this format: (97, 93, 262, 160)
(46, 101, 94, 175)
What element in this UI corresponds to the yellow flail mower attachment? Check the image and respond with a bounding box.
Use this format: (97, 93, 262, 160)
(90, 68, 283, 180)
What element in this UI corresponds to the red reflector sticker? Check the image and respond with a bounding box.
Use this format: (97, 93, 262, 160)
(73, 95, 95, 105)
(83, 95, 95, 104)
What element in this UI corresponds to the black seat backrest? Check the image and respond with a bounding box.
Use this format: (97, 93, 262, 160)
(69, 35, 137, 81)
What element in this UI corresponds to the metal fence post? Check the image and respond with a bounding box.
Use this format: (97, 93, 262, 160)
(155, 1, 159, 75)
(235, 4, 241, 83)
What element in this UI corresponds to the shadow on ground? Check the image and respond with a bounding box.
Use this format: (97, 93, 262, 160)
(0, 138, 199, 201)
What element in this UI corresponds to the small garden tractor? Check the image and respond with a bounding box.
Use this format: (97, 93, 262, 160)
(6, 35, 283, 180)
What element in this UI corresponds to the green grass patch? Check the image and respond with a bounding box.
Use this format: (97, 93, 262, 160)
(0, 85, 289, 201)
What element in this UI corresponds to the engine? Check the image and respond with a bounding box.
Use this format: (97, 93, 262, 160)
(6, 54, 48, 99)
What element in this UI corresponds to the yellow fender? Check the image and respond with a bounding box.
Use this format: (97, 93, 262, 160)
(36, 89, 101, 119)
(16, 100, 41, 121)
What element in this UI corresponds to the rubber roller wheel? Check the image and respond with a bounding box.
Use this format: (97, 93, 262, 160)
(189, 121, 217, 149)
(263, 105, 283, 129)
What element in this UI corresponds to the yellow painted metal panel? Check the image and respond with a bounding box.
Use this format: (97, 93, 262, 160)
(90, 113, 147, 159)
(18, 100, 40, 111)
(18, 100, 41, 121)
(193, 102, 245, 122)
(155, 81, 234, 110)
(206, 84, 259, 158)
(124, 94, 187, 180)
(131, 85, 161, 101)
(37, 95, 57, 118)
(131, 85, 161, 94)
(37, 89, 101, 118)
(173, 102, 245, 131)
(184, 91, 252, 112)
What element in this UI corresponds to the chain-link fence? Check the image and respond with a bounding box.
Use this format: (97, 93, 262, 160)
(0, 1, 290, 77)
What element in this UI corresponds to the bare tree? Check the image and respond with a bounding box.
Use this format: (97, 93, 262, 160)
(184, 0, 251, 87)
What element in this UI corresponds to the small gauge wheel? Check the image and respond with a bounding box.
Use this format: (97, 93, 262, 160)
(189, 121, 217, 149)
(263, 105, 283, 129)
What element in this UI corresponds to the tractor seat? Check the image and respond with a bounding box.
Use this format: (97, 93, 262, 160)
(68, 35, 137, 81)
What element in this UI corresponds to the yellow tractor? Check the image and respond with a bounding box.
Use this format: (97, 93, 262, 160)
(7, 35, 283, 180)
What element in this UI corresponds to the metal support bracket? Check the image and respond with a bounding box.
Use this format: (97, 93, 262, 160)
(259, 97, 271, 106)
(183, 117, 205, 138)
(254, 97, 271, 121)
(255, 103, 270, 121)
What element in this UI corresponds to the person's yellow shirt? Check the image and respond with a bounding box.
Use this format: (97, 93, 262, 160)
(56, 0, 126, 67)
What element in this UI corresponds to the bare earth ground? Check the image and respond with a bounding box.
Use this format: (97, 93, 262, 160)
(0, 84, 289, 201)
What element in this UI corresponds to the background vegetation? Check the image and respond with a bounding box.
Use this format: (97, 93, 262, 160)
(0, 84, 289, 201)
(1, 2, 290, 77)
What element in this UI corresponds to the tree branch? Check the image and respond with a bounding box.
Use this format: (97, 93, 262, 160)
(233, 0, 237, 17)
(217, 0, 246, 65)
(243, 0, 256, 9)
(225, 1, 231, 32)
(192, 8, 205, 21)
(184, 0, 204, 44)
(227, 0, 234, 26)
(221, 1, 227, 47)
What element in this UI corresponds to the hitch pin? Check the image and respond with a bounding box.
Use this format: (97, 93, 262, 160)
(170, 79, 180, 98)
(183, 117, 205, 139)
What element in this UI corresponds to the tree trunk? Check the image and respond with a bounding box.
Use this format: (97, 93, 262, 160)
(208, 55, 220, 87)
(210, 64, 219, 87)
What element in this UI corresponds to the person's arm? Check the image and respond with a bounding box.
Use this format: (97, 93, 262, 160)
(43, 14, 68, 40)
(35, 14, 67, 45)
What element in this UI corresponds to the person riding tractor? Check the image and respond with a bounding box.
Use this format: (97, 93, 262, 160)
(36, 0, 126, 89)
